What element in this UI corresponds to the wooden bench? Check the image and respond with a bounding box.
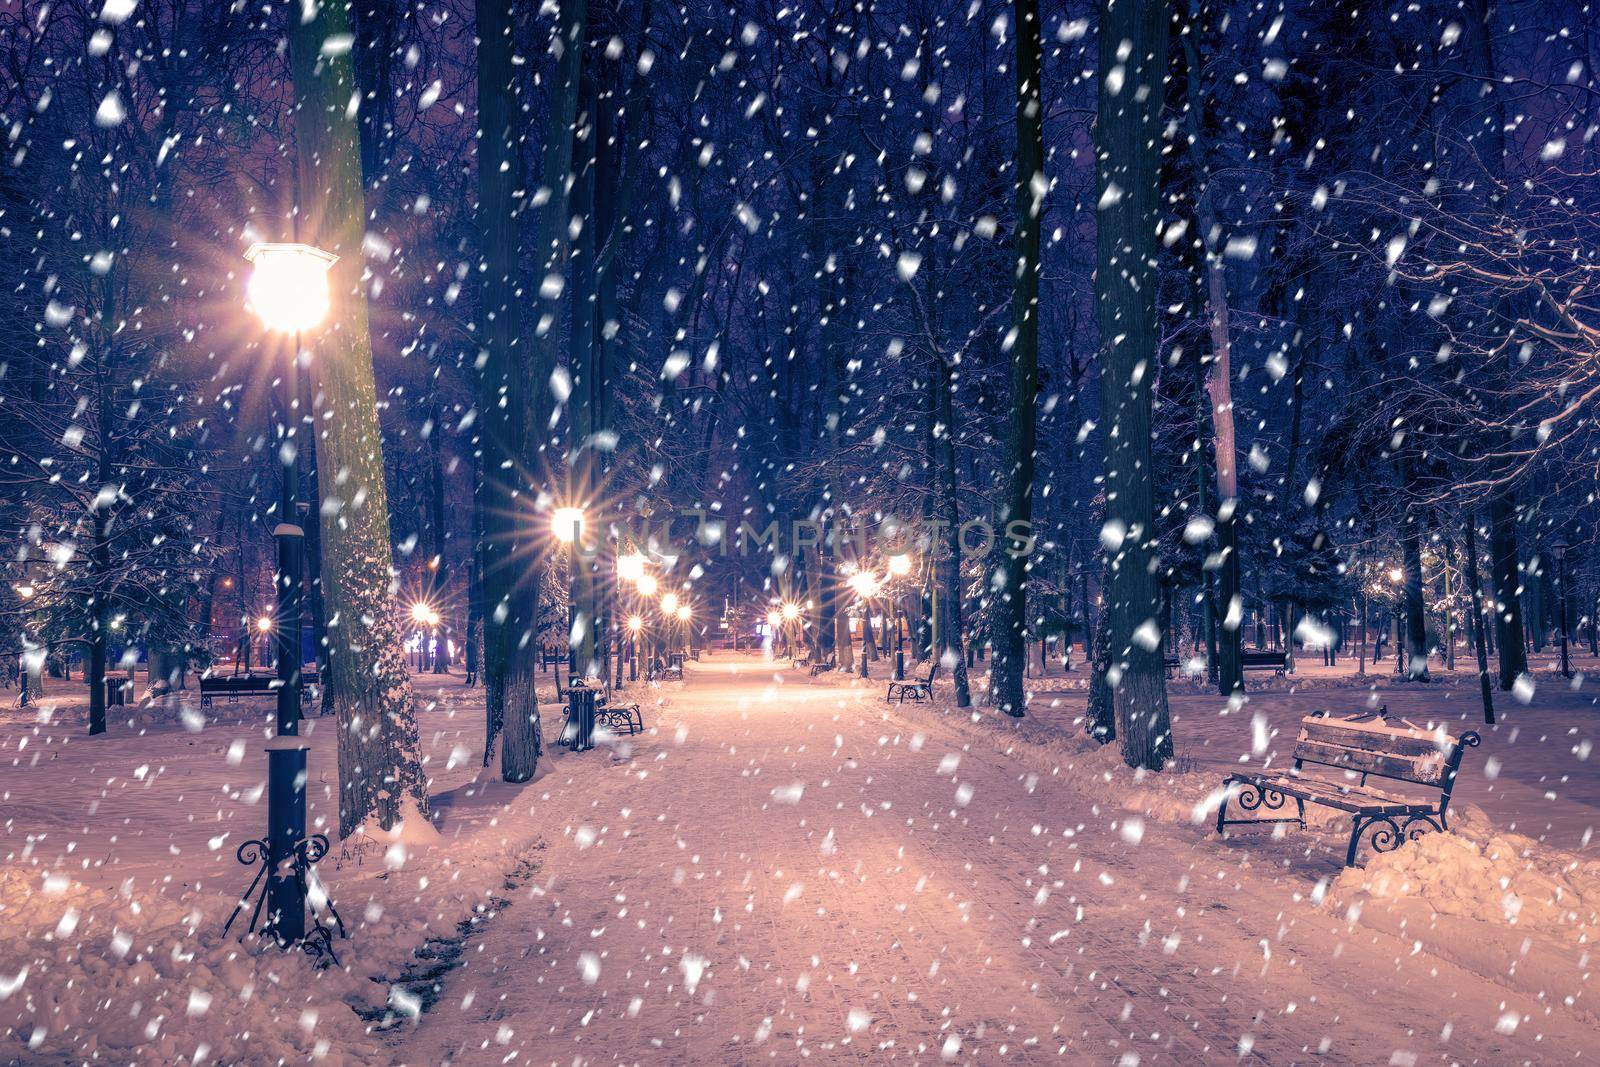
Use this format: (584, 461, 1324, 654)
(199, 673, 314, 707)
(807, 655, 836, 676)
(1241, 650, 1288, 676)
(886, 662, 937, 703)
(1216, 709, 1482, 866)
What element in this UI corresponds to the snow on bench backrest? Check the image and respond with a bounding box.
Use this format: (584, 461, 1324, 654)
(1293, 714, 1458, 786)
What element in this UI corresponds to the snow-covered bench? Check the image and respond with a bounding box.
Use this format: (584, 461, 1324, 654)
(886, 662, 937, 703)
(1240, 650, 1288, 676)
(1215, 709, 1481, 867)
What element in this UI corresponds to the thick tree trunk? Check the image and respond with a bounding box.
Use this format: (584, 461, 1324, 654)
(988, 0, 1044, 717)
(1488, 491, 1527, 687)
(1463, 516, 1496, 724)
(287, 0, 426, 836)
(1095, 0, 1174, 770)
(933, 349, 973, 707)
(1085, 607, 1114, 743)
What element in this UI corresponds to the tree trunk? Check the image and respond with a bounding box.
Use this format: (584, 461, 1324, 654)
(1179, 18, 1242, 699)
(1095, 0, 1174, 770)
(288, 0, 427, 836)
(427, 397, 450, 670)
(987, 0, 1044, 717)
(1401, 519, 1430, 680)
(1085, 607, 1114, 743)
(933, 350, 973, 708)
(1463, 516, 1496, 725)
(1488, 491, 1527, 687)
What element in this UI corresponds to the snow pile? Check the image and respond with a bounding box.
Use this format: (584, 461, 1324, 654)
(0, 867, 380, 1064)
(1, 825, 546, 1063)
(1334, 827, 1600, 937)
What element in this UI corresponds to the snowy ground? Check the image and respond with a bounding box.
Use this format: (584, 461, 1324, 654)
(3, 652, 1597, 1063)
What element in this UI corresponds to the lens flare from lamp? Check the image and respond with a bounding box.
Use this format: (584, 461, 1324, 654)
(618, 553, 647, 582)
(256, 615, 273, 633)
(888, 553, 913, 577)
(628, 614, 644, 632)
(780, 602, 801, 622)
(244, 243, 337, 334)
(676, 604, 691, 621)
(410, 602, 433, 625)
(1387, 567, 1403, 583)
(766, 610, 780, 628)
(848, 571, 880, 598)
(661, 592, 680, 615)
(637, 574, 659, 597)
(552, 507, 586, 544)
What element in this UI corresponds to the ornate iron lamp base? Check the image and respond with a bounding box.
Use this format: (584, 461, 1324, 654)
(223, 834, 346, 966)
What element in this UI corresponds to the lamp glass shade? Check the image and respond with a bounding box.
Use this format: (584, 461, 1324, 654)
(245, 242, 337, 333)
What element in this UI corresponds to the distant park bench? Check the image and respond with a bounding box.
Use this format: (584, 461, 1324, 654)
(886, 661, 937, 703)
(807, 655, 835, 676)
(1215, 709, 1482, 867)
(199, 672, 317, 708)
(1241, 650, 1288, 676)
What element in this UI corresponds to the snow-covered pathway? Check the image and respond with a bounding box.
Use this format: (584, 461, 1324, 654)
(394, 656, 1589, 1065)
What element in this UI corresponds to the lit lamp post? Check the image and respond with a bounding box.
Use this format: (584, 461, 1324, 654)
(849, 570, 881, 678)
(780, 601, 801, 661)
(676, 603, 693, 659)
(551, 505, 588, 675)
(661, 593, 680, 658)
(1388, 566, 1405, 676)
(888, 553, 913, 680)
(618, 552, 646, 687)
(237, 241, 336, 950)
(1552, 538, 1571, 678)
(765, 609, 781, 657)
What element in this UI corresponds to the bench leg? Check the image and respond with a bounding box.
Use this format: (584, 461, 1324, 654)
(1345, 816, 1364, 867)
(1215, 784, 1231, 834)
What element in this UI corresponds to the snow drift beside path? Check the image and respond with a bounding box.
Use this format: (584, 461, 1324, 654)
(1335, 824, 1600, 935)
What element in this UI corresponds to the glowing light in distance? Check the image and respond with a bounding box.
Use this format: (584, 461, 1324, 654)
(780, 602, 801, 622)
(661, 592, 680, 616)
(888, 553, 913, 577)
(636, 574, 659, 597)
(618, 553, 648, 582)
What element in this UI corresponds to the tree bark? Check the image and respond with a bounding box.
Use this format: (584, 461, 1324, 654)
(1488, 491, 1527, 687)
(1095, 0, 1174, 770)
(287, 0, 427, 836)
(988, 0, 1044, 717)
(933, 347, 973, 707)
(1463, 515, 1496, 724)
(1179, 16, 1242, 698)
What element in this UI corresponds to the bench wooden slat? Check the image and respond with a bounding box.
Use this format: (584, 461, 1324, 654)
(1298, 720, 1447, 759)
(1292, 738, 1447, 784)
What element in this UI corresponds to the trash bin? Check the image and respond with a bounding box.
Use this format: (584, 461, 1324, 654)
(565, 683, 596, 752)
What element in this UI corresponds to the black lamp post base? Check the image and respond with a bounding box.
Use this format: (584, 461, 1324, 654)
(223, 832, 346, 966)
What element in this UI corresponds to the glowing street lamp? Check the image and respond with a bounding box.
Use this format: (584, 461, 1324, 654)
(618, 553, 647, 583)
(661, 592, 680, 616)
(246, 243, 337, 334)
(848, 571, 881, 598)
(1387, 567, 1403, 584)
(781, 601, 800, 623)
(241, 243, 339, 951)
(676, 604, 692, 622)
(552, 506, 586, 544)
(628, 614, 644, 633)
(888, 553, 913, 577)
(636, 574, 659, 597)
